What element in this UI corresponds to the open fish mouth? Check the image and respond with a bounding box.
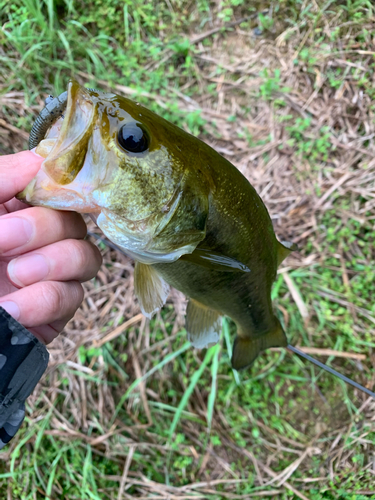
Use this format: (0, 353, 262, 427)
(17, 81, 100, 211)
(28, 81, 96, 185)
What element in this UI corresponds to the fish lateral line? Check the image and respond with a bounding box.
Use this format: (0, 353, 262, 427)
(287, 344, 375, 399)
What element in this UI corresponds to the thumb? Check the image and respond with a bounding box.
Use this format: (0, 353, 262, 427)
(0, 151, 44, 204)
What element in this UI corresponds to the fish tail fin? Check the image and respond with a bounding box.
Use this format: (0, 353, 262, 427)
(231, 318, 287, 370)
(277, 240, 298, 266)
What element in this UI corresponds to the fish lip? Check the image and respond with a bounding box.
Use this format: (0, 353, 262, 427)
(17, 81, 101, 209)
(40, 80, 96, 185)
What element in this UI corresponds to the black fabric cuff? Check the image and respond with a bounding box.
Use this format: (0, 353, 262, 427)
(0, 306, 49, 449)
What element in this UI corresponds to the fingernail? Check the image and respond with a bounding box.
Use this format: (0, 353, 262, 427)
(0, 301, 21, 321)
(0, 218, 33, 255)
(8, 254, 49, 287)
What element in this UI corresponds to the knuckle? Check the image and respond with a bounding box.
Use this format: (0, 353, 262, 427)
(53, 210, 76, 238)
(40, 282, 67, 315)
(90, 242, 103, 267)
(27, 207, 64, 238)
(70, 240, 103, 275)
(69, 239, 89, 268)
(65, 212, 87, 237)
(70, 281, 84, 306)
(77, 282, 85, 303)
(40, 281, 83, 318)
(33, 209, 86, 241)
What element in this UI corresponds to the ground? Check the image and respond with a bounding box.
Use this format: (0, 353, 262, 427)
(1, 1, 375, 498)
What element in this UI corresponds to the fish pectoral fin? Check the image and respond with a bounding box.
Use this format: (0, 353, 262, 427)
(186, 299, 222, 349)
(231, 319, 287, 370)
(277, 240, 298, 266)
(134, 262, 170, 319)
(180, 248, 250, 273)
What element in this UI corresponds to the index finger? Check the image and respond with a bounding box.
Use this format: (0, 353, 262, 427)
(0, 151, 44, 204)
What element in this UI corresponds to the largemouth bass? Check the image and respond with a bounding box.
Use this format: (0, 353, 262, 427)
(19, 80, 297, 370)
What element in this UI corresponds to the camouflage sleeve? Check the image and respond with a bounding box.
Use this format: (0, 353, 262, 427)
(0, 306, 49, 450)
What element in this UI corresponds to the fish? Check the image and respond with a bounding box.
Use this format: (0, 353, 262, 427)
(18, 80, 297, 370)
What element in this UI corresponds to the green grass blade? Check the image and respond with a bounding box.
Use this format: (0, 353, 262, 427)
(223, 317, 241, 386)
(110, 341, 191, 425)
(46, 0, 55, 33)
(168, 346, 216, 442)
(57, 30, 73, 66)
(206, 342, 221, 430)
(46, 450, 64, 499)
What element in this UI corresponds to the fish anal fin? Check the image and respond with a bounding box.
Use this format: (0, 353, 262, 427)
(231, 320, 287, 370)
(277, 240, 298, 266)
(186, 299, 222, 349)
(134, 262, 170, 318)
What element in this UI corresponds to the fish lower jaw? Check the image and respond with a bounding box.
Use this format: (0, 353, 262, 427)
(35, 138, 58, 158)
(18, 177, 102, 213)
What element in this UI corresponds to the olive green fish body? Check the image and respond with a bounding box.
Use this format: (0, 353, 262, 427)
(19, 81, 294, 370)
(152, 147, 287, 367)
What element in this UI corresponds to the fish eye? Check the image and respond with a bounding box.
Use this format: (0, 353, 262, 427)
(118, 123, 149, 153)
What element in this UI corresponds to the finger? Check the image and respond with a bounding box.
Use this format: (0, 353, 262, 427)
(1, 198, 30, 216)
(29, 316, 75, 344)
(0, 207, 87, 257)
(0, 280, 84, 339)
(7, 239, 103, 287)
(0, 151, 43, 204)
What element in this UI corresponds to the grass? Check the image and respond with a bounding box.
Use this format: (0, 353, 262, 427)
(1, 0, 375, 498)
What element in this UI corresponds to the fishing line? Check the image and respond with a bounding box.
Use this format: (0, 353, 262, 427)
(87, 231, 124, 253)
(287, 344, 375, 399)
(88, 232, 375, 400)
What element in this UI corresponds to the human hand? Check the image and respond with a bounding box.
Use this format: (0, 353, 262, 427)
(0, 151, 102, 344)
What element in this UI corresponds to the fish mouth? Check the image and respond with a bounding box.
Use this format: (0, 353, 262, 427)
(17, 81, 99, 209)
(32, 81, 95, 185)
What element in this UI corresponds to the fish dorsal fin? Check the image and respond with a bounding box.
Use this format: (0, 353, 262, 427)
(134, 262, 170, 318)
(186, 299, 222, 349)
(277, 240, 298, 266)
